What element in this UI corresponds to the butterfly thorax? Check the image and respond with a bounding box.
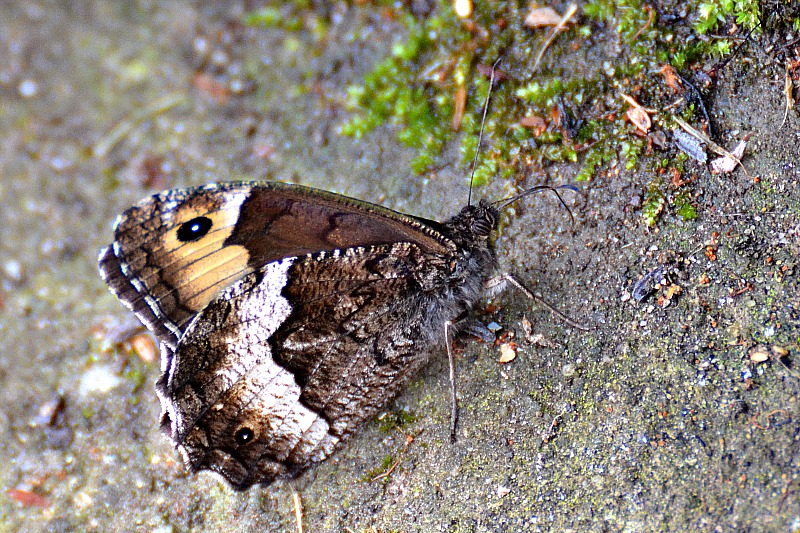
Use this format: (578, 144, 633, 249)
(440, 199, 499, 284)
(411, 200, 498, 341)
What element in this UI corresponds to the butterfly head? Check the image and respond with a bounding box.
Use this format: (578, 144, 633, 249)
(443, 200, 499, 244)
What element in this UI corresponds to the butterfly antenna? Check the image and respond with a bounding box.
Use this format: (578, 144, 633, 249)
(468, 58, 502, 207)
(494, 184, 579, 228)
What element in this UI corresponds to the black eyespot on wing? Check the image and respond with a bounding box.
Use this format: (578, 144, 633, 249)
(234, 427, 254, 445)
(176, 216, 213, 242)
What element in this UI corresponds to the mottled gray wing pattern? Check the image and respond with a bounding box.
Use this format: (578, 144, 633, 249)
(157, 242, 452, 489)
(274, 242, 451, 435)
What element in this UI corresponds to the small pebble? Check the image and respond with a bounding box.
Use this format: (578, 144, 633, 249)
(79, 366, 122, 395)
(453, 0, 472, 18)
(18, 79, 38, 98)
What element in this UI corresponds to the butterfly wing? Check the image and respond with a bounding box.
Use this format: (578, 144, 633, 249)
(157, 243, 451, 489)
(98, 181, 454, 352)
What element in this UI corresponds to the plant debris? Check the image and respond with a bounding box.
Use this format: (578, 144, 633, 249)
(6, 488, 50, 508)
(498, 342, 517, 364)
(523, 7, 563, 28)
(710, 137, 749, 174)
(673, 116, 751, 178)
(621, 93, 652, 134)
(672, 129, 707, 163)
(529, 4, 578, 75)
(780, 64, 796, 130)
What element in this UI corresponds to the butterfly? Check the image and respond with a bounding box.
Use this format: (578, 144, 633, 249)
(99, 180, 537, 489)
(98, 63, 582, 490)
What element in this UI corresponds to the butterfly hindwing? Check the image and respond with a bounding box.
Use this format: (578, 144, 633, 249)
(158, 243, 456, 488)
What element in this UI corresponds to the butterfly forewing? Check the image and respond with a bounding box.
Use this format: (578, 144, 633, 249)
(99, 182, 454, 348)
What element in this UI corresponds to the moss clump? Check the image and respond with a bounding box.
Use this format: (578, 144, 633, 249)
(361, 454, 398, 483)
(340, 6, 470, 174)
(674, 190, 699, 221)
(243, 1, 325, 34)
(642, 179, 666, 228)
(694, 0, 762, 34)
(243, 0, 764, 227)
(377, 409, 418, 433)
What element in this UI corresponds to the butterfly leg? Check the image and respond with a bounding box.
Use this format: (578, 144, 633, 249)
(488, 273, 593, 331)
(445, 319, 459, 442)
(446, 315, 498, 442)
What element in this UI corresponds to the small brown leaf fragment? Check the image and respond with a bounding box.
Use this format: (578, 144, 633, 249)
(621, 94, 651, 133)
(252, 142, 275, 160)
(710, 139, 747, 174)
(519, 114, 547, 135)
(669, 167, 690, 188)
(499, 342, 517, 364)
(529, 4, 578, 76)
(453, 84, 466, 131)
(7, 489, 50, 508)
(749, 345, 770, 363)
(524, 7, 563, 28)
(137, 154, 168, 189)
(658, 64, 683, 92)
(128, 333, 158, 363)
(193, 72, 231, 104)
(627, 107, 651, 133)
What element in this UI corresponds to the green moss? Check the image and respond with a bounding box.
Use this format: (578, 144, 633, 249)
(621, 137, 644, 170)
(241, 0, 753, 215)
(377, 409, 418, 433)
(642, 180, 666, 227)
(341, 5, 469, 173)
(584, 0, 659, 44)
(694, 0, 762, 34)
(243, 6, 283, 28)
(515, 78, 568, 108)
(361, 454, 397, 482)
(243, 2, 322, 33)
(124, 364, 147, 393)
(675, 191, 699, 221)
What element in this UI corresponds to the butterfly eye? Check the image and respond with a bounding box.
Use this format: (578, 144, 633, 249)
(473, 216, 493, 237)
(234, 427, 255, 446)
(176, 216, 213, 242)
